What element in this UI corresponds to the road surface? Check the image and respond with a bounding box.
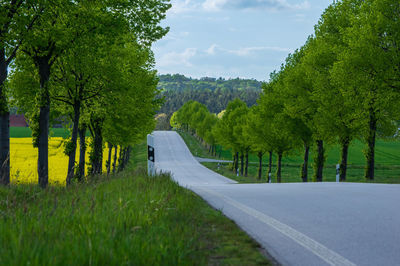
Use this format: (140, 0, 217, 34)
(153, 131, 400, 266)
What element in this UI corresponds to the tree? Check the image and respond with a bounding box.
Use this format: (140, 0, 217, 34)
(213, 99, 250, 176)
(0, 0, 40, 185)
(303, 1, 364, 181)
(245, 105, 274, 180)
(201, 113, 219, 155)
(332, 0, 400, 180)
(259, 72, 299, 183)
(50, 13, 122, 184)
(280, 45, 315, 182)
(16, 1, 104, 188)
(231, 104, 250, 176)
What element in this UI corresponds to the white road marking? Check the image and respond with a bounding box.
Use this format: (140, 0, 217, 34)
(196, 187, 356, 266)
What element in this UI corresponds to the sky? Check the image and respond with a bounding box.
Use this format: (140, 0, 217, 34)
(152, 0, 333, 81)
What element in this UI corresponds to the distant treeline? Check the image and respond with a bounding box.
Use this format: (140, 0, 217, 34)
(157, 74, 262, 114)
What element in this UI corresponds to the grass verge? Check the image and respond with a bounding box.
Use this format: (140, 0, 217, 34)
(177, 130, 214, 158)
(0, 142, 270, 265)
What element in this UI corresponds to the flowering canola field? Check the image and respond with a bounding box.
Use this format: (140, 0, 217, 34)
(10, 138, 114, 185)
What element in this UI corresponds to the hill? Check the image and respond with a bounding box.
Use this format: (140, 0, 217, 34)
(157, 74, 262, 115)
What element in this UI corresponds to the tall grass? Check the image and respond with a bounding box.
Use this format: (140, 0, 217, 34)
(0, 141, 270, 265)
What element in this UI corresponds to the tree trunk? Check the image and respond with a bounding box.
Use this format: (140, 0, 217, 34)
(126, 146, 131, 165)
(112, 145, 118, 173)
(78, 125, 86, 182)
(276, 152, 282, 183)
(123, 147, 129, 167)
(235, 152, 239, 174)
(365, 109, 377, 180)
(66, 103, 80, 185)
(90, 119, 103, 175)
(257, 152, 262, 179)
(0, 49, 10, 185)
(231, 153, 236, 171)
(107, 142, 112, 175)
(245, 151, 249, 177)
(118, 147, 125, 172)
(314, 140, 325, 182)
(240, 152, 244, 176)
(268, 151, 272, 182)
(340, 136, 350, 182)
(36, 57, 51, 188)
(301, 143, 310, 182)
(0, 112, 9, 186)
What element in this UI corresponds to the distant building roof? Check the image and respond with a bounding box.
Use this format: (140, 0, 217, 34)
(10, 115, 28, 127)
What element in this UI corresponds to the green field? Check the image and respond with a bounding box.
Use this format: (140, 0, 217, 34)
(178, 130, 400, 184)
(0, 140, 270, 265)
(10, 127, 71, 138)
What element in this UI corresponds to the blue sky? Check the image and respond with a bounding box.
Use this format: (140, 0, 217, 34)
(153, 0, 333, 81)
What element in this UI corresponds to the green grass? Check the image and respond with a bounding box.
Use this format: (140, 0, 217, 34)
(178, 130, 400, 184)
(10, 127, 71, 138)
(130, 140, 148, 171)
(203, 162, 400, 184)
(0, 141, 270, 265)
(177, 130, 214, 158)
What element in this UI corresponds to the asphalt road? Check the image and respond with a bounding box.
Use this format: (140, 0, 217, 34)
(153, 131, 400, 266)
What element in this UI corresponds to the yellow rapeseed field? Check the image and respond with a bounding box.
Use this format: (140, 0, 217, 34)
(10, 138, 116, 185)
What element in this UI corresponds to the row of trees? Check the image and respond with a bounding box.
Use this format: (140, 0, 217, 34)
(173, 0, 400, 182)
(0, 0, 171, 187)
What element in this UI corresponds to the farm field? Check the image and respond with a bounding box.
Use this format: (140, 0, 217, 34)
(10, 127, 70, 138)
(178, 130, 400, 184)
(10, 128, 115, 185)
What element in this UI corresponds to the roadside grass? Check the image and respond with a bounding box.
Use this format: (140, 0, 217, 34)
(178, 130, 400, 184)
(0, 140, 270, 265)
(130, 140, 148, 171)
(203, 162, 400, 184)
(10, 127, 71, 138)
(177, 130, 214, 158)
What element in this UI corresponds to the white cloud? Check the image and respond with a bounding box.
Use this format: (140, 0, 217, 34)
(169, 0, 310, 13)
(169, 0, 199, 15)
(202, 0, 310, 11)
(163, 31, 190, 42)
(206, 44, 218, 55)
(205, 44, 291, 57)
(158, 48, 197, 67)
(202, 0, 227, 11)
(228, 46, 292, 56)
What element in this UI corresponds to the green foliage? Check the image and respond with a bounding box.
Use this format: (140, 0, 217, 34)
(6, 0, 171, 185)
(63, 138, 76, 156)
(158, 74, 261, 115)
(213, 99, 248, 153)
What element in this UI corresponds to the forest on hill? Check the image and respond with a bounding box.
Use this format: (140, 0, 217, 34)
(157, 74, 262, 115)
